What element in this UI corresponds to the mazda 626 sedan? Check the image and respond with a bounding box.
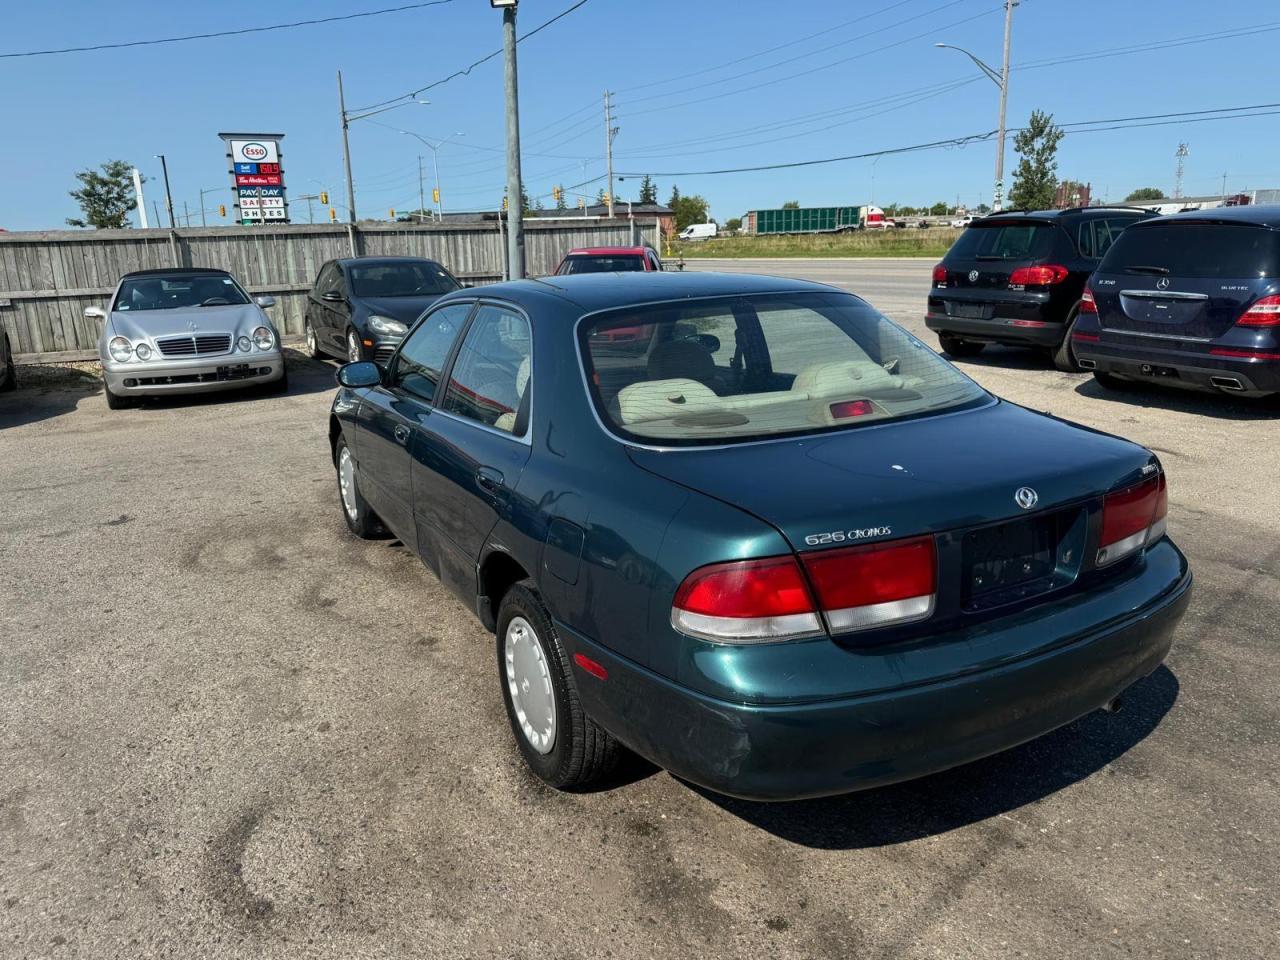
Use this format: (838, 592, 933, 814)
(328, 272, 1192, 801)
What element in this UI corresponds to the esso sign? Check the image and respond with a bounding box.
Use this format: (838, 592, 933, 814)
(230, 138, 279, 164)
(241, 143, 268, 161)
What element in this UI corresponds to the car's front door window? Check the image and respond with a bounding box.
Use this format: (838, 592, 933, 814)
(390, 303, 473, 403)
(440, 305, 532, 436)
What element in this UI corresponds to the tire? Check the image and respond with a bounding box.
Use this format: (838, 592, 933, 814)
(1093, 370, 1140, 392)
(334, 436, 385, 538)
(496, 581, 619, 790)
(1053, 307, 1082, 372)
(346, 329, 363, 363)
(305, 322, 323, 360)
(938, 333, 986, 358)
(103, 380, 132, 409)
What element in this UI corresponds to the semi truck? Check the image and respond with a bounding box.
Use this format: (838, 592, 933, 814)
(742, 205, 887, 235)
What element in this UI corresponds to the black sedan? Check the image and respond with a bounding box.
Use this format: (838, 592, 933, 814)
(328, 272, 1191, 801)
(304, 256, 462, 365)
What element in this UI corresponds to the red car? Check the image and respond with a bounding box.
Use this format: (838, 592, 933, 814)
(553, 246, 663, 275)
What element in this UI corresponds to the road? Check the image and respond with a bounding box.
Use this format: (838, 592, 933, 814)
(1, 262, 1276, 960)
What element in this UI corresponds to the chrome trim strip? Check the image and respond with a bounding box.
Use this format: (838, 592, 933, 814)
(1119, 289, 1209, 301)
(1101, 328, 1213, 342)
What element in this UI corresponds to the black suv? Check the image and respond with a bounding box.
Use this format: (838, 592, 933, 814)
(926, 207, 1153, 370)
(1073, 206, 1280, 399)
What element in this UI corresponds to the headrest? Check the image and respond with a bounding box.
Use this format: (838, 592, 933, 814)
(648, 339, 715, 385)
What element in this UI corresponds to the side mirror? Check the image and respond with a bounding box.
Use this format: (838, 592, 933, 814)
(322, 290, 344, 303)
(84, 306, 106, 323)
(336, 361, 382, 389)
(255, 295, 276, 308)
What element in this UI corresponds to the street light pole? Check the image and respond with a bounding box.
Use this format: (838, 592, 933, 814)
(337, 70, 358, 254)
(498, 0, 525, 279)
(934, 1, 1016, 212)
(155, 154, 176, 228)
(418, 156, 426, 223)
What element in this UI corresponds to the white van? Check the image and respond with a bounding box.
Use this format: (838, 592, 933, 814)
(678, 223, 718, 241)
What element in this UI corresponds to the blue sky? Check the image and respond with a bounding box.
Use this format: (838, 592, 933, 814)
(3, 0, 1278, 231)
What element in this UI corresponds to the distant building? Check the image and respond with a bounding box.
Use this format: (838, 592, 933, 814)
(1055, 181, 1092, 209)
(430, 203, 675, 238)
(1116, 189, 1280, 216)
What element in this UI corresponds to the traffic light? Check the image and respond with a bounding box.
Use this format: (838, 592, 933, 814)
(319, 191, 329, 205)
(578, 198, 586, 209)
(432, 188, 440, 204)
(552, 185, 563, 203)
(389, 209, 396, 219)
(502, 196, 508, 212)
(218, 204, 226, 217)
(328, 207, 337, 222)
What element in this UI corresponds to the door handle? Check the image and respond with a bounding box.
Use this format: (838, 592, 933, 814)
(475, 467, 505, 494)
(393, 424, 410, 445)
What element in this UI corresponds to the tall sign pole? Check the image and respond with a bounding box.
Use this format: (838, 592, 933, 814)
(500, 2, 525, 279)
(338, 71, 359, 255)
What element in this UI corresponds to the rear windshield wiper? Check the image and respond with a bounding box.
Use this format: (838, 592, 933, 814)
(1124, 264, 1170, 275)
(974, 254, 1007, 261)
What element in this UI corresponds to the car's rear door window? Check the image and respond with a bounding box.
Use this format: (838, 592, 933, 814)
(441, 305, 532, 436)
(1099, 221, 1280, 278)
(581, 292, 988, 445)
(391, 302, 473, 402)
(948, 221, 1057, 260)
(560, 256, 645, 274)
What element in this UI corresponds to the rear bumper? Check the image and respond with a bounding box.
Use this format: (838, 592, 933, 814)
(926, 312, 1064, 346)
(103, 352, 285, 395)
(1076, 337, 1280, 395)
(562, 540, 1191, 801)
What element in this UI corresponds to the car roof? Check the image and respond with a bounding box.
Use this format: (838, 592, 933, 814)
(472, 271, 837, 314)
(120, 267, 232, 280)
(1132, 204, 1280, 229)
(337, 255, 443, 267)
(564, 246, 651, 257)
(976, 206, 1154, 222)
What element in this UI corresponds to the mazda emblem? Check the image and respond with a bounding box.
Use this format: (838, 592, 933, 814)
(1014, 486, 1039, 510)
(1156, 277, 1170, 290)
(968, 270, 979, 283)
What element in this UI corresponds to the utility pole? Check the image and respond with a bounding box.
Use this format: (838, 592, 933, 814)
(133, 167, 149, 228)
(155, 154, 176, 228)
(993, 0, 1014, 211)
(1221, 171, 1228, 200)
(183, 200, 190, 227)
(500, 2, 525, 279)
(604, 91, 617, 219)
(152, 201, 162, 230)
(418, 155, 426, 223)
(1174, 143, 1189, 200)
(338, 70, 359, 255)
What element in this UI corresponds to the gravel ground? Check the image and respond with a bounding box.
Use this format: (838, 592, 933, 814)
(1, 271, 1276, 960)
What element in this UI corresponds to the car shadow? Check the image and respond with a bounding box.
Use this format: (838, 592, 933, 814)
(686, 665, 1178, 850)
(943, 343, 1054, 372)
(0, 365, 102, 430)
(117, 348, 337, 411)
(1074, 377, 1279, 421)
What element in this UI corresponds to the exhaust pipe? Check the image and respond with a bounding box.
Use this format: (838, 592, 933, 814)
(1210, 375, 1245, 392)
(1078, 358, 1096, 370)
(1101, 695, 1123, 714)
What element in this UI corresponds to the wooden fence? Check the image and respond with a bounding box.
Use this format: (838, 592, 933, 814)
(0, 218, 660, 355)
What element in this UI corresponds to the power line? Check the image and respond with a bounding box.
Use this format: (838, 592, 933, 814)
(0, 0, 458, 58)
(347, 0, 594, 114)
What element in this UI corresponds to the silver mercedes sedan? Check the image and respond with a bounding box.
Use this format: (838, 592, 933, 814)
(88, 268, 287, 409)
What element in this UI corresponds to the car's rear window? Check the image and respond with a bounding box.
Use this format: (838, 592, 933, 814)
(947, 220, 1057, 260)
(579, 292, 989, 446)
(1098, 221, 1280, 278)
(559, 255, 645, 274)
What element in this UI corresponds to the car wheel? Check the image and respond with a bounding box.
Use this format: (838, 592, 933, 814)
(1093, 371, 1140, 392)
(305, 322, 323, 360)
(347, 329, 363, 363)
(1053, 308, 1083, 372)
(497, 581, 619, 790)
(103, 381, 132, 409)
(938, 333, 986, 358)
(335, 436, 385, 538)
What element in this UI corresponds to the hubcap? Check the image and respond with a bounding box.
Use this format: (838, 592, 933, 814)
(307, 325, 317, 354)
(338, 448, 358, 520)
(348, 333, 360, 363)
(504, 616, 556, 755)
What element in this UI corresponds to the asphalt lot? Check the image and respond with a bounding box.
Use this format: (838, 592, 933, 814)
(2, 261, 1277, 959)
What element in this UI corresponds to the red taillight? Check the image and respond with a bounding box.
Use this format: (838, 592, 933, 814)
(1236, 294, 1280, 327)
(671, 556, 822, 642)
(829, 399, 875, 419)
(1008, 264, 1069, 286)
(1080, 287, 1098, 314)
(801, 536, 936, 633)
(1210, 347, 1280, 361)
(932, 263, 947, 285)
(670, 535, 938, 642)
(1097, 473, 1166, 567)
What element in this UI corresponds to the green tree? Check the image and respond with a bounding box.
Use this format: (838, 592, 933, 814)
(67, 160, 140, 229)
(781, 200, 800, 209)
(725, 217, 742, 232)
(1007, 110, 1064, 211)
(672, 194, 710, 231)
(638, 175, 658, 205)
(1125, 186, 1164, 202)
(668, 184, 681, 211)
(596, 187, 608, 205)
(929, 201, 949, 217)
